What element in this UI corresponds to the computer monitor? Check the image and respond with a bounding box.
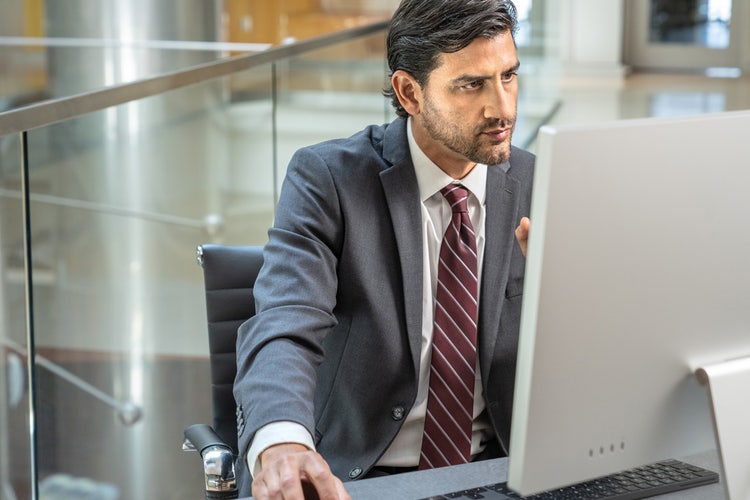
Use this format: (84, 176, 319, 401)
(507, 110, 750, 499)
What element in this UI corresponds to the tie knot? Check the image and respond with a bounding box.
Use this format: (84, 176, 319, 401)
(441, 184, 470, 214)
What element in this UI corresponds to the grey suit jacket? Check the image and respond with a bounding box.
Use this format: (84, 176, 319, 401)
(234, 117, 535, 495)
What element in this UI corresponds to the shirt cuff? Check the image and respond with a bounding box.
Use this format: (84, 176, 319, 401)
(246, 421, 316, 478)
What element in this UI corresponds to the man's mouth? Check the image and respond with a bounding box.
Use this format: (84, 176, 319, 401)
(485, 128, 511, 142)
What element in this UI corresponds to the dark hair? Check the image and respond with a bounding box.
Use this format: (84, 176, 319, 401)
(384, 0, 518, 118)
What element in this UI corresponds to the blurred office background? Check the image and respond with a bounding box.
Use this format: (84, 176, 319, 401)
(1, 0, 749, 498)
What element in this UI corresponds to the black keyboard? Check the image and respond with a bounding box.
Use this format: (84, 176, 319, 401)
(420, 459, 719, 500)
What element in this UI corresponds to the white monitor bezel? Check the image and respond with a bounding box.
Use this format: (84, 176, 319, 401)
(508, 110, 750, 497)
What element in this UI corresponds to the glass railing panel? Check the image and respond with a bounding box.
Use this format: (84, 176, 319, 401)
(23, 62, 275, 498)
(274, 31, 394, 192)
(0, 132, 34, 499)
(221, 61, 283, 237)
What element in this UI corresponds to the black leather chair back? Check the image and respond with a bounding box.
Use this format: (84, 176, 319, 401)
(197, 244, 264, 453)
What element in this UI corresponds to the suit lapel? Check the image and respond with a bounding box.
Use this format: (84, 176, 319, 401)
(377, 119, 523, 383)
(479, 164, 520, 377)
(379, 120, 424, 377)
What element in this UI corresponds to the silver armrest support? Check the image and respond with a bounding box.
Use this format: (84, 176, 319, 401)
(184, 424, 238, 499)
(202, 445, 237, 494)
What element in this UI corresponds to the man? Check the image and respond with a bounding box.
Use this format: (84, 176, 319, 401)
(234, 0, 534, 498)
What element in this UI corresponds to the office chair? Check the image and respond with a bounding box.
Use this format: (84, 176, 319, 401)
(183, 244, 264, 500)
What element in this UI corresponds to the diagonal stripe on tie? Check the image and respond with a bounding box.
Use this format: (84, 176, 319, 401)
(419, 183, 478, 470)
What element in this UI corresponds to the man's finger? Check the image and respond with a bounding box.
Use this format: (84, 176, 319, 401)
(299, 453, 351, 500)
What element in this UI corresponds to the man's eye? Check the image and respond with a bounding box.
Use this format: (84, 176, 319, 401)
(502, 72, 518, 83)
(462, 80, 483, 90)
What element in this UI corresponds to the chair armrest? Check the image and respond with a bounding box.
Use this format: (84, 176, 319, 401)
(184, 424, 239, 499)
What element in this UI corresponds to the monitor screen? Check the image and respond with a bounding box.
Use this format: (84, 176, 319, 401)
(507, 110, 750, 497)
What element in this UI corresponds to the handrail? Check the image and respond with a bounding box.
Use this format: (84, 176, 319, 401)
(0, 20, 389, 137)
(3, 338, 143, 426)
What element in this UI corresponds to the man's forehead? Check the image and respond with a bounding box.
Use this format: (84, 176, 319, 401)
(433, 33, 518, 73)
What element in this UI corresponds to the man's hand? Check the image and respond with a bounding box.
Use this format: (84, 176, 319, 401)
(515, 217, 531, 257)
(252, 443, 351, 500)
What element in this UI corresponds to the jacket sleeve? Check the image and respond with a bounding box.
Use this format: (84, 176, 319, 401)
(233, 145, 344, 462)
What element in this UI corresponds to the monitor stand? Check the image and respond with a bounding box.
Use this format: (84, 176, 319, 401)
(695, 355, 750, 500)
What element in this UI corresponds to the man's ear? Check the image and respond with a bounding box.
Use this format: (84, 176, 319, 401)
(391, 70, 423, 116)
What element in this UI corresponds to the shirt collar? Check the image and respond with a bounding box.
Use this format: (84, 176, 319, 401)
(407, 117, 487, 205)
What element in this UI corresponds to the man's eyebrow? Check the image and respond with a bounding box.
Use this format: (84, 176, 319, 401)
(451, 61, 521, 85)
(451, 74, 492, 85)
(507, 61, 521, 73)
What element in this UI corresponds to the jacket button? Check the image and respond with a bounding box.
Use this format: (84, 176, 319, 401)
(391, 405, 405, 421)
(348, 467, 363, 479)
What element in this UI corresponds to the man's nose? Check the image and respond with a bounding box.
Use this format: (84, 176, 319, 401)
(484, 83, 515, 120)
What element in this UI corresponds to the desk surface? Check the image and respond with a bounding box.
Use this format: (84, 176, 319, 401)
(343, 451, 724, 499)
(243, 450, 724, 499)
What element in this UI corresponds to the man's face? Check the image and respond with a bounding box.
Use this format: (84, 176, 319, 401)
(412, 31, 519, 177)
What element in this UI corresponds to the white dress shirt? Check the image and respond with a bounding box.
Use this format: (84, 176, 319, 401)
(376, 118, 491, 466)
(247, 118, 491, 475)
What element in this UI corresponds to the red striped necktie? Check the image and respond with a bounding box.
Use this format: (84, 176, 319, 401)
(419, 184, 478, 469)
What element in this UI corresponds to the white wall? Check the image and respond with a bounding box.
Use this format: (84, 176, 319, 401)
(545, 0, 627, 81)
